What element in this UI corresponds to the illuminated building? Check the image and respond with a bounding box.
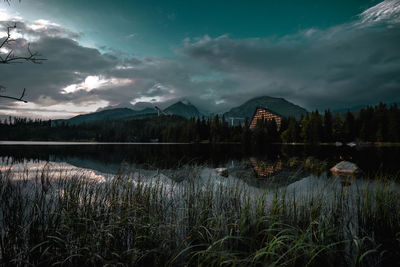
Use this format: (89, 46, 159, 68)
(249, 107, 283, 131)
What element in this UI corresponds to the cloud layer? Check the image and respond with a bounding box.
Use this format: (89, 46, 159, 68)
(181, 0, 400, 110)
(1, 0, 400, 118)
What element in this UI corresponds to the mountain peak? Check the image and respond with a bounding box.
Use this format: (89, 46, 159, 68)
(224, 95, 308, 120)
(131, 101, 155, 111)
(180, 99, 192, 105)
(164, 100, 202, 118)
(170, 99, 192, 106)
(56, 95, 307, 125)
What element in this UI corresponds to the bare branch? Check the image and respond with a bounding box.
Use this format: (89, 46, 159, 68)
(0, 23, 46, 64)
(0, 24, 15, 49)
(0, 88, 28, 103)
(3, 0, 21, 5)
(1, 0, 33, 104)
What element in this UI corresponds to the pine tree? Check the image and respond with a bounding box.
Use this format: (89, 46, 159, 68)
(241, 117, 251, 145)
(343, 111, 356, 142)
(332, 114, 344, 141)
(301, 111, 322, 144)
(375, 103, 388, 142)
(323, 110, 333, 142)
(388, 104, 400, 142)
(266, 118, 279, 142)
(210, 115, 220, 143)
(281, 117, 300, 143)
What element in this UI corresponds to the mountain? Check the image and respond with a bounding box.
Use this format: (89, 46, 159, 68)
(54, 96, 306, 126)
(224, 96, 308, 120)
(131, 102, 156, 111)
(164, 101, 202, 119)
(96, 102, 136, 112)
(53, 100, 202, 125)
(54, 107, 157, 125)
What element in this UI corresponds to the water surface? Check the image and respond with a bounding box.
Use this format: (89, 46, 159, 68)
(1, 143, 399, 183)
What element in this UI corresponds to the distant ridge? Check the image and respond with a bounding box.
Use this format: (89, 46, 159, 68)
(53, 96, 307, 125)
(53, 100, 203, 125)
(53, 107, 157, 125)
(164, 101, 202, 119)
(224, 96, 308, 120)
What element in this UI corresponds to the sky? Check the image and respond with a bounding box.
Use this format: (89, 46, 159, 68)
(0, 0, 399, 118)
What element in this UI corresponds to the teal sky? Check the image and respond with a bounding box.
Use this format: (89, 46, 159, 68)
(1, 0, 400, 118)
(8, 0, 382, 57)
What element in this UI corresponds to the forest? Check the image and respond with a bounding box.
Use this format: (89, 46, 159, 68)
(1, 103, 399, 144)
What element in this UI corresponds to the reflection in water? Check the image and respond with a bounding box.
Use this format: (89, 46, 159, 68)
(2, 157, 397, 213)
(0, 143, 399, 184)
(0, 159, 109, 183)
(249, 157, 283, 178)
(2, 150, 399, 236)
(2, 151, 398, 267)
(1, 142, 399, 267)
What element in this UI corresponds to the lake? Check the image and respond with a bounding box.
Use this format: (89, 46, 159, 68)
(1, 142, 399, 186)
(2, 142, 400, 266)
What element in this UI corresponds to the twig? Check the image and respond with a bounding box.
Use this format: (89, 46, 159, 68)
(0, 88, 28, 103)
(0, 23, 46, 64)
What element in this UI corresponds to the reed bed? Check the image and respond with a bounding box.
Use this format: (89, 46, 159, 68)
(0, 165, 399, 266)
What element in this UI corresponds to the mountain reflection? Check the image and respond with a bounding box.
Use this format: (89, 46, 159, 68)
(0, 143, 399, 181)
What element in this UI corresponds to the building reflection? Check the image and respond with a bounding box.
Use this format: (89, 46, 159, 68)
(249, 157, 283, 178)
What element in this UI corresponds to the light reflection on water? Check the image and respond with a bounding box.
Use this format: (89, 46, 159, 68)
(2, 157, 398, 199)
(0, 160, 109, 183)
(2, 155, 399, 240)
(0, 141, 188, 145)
(2, 149, 399, 265)
(0, 143, 399, 194)
(1, 143, 399, 176)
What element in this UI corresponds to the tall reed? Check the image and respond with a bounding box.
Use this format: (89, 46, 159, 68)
(0, 165, 399, 266)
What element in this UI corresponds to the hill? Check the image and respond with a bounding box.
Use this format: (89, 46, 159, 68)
(53, 100, 203, 126)
(53, 96, 307, 126)
(224, 96, 308, 121)
(164, 101, 202, 119)
(53, 107, 157, 125)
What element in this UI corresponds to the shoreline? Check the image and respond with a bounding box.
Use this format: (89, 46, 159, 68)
(1, 140, 400, 147)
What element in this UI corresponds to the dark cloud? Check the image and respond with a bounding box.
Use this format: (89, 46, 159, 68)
(181, 16, 400, 110)
(0, 20, 119, 106)
(1, 1, 400, 118)
(0, 19, 221, 114)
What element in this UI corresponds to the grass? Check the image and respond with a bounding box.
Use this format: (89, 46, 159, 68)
(0, 164, 399, 266)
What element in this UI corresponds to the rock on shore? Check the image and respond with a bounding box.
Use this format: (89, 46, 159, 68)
(330, 161, 360, 174)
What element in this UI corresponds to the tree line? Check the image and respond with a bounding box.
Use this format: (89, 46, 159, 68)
(1, 103, 399, 144)
(281, 103, 400, 144)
